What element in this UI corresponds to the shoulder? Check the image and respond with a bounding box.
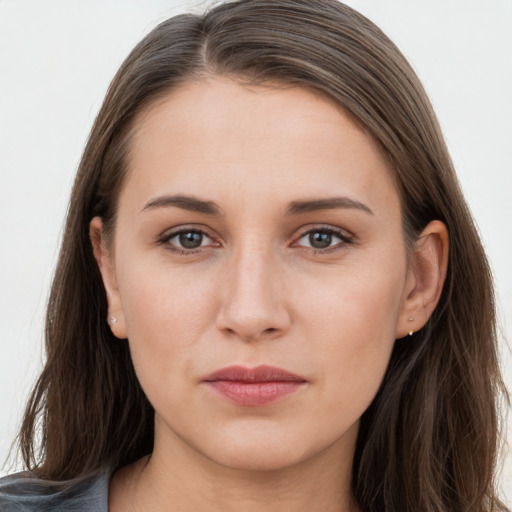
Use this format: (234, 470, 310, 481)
(0, 468, 111, 512)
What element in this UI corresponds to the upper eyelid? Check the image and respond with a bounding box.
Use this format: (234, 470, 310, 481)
(159, 224, 216, 239)
(295, 224, 353, 240)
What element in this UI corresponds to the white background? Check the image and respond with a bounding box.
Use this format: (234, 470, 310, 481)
(1, 0, 511, 501)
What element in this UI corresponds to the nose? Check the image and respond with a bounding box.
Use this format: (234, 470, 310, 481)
(216, 242, 291, 342)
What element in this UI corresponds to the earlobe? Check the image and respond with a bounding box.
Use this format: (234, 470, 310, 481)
(89, 217, 128, 339)
(396, 220, 449, 338)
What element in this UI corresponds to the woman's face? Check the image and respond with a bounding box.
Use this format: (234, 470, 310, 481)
(96, 77, 417, 471)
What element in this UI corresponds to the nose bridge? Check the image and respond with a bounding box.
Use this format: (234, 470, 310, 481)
(217, 236, 289, 340)
(233, 238, 271, 295)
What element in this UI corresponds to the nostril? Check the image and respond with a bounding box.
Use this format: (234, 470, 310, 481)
(222, 326, 280, 342)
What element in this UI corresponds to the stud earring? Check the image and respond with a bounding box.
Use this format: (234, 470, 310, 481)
(407, 317, 414, 335)
(109, 317, 117, 325)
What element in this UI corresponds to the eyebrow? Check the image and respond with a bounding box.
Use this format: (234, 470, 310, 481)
(284, 197, 374, 216)
(141, 194, 373, 216)
(142, 194, 222, 215)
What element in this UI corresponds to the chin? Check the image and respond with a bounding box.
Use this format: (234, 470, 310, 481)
(195, 425, 331, 473)
(211, 443, 311, 473)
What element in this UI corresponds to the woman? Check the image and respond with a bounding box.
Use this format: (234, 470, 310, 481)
(0, 0, 508, 510)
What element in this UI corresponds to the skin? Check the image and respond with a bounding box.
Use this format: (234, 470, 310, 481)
(90, 76, 448, 512)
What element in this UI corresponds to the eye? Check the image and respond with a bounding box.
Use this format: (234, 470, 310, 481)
(158, 228, 217, 253)
(294, 226, 353, 252)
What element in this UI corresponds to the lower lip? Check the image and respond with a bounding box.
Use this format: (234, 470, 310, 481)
(204, 381, 306, 406)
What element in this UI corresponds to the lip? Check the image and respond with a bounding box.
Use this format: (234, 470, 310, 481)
(202, 365, 307, 406)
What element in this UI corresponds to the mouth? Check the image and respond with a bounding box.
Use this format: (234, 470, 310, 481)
(202, 365, 307, 406)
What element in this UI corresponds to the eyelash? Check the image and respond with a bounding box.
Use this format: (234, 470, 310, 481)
(295, 225, 354, 254)
(157, 225, 354, 256)
(157, 227, 216, 256)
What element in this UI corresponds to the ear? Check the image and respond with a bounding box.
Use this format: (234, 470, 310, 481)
(396, 220, 449, 338)
(89, 217, 127, 339)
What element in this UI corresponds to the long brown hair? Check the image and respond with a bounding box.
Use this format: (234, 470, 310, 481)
(16, 1, 508, 510)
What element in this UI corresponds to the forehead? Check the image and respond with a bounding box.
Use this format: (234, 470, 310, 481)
(121, 76, 399, 217)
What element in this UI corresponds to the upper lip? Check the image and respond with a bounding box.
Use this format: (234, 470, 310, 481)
(203, 365, 307, 383)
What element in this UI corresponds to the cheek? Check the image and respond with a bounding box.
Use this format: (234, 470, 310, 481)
(298, 257, 405, 412)
(116, 264, 218, 386)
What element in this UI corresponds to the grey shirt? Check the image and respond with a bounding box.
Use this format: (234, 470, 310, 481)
(0, 469, 111, 511)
